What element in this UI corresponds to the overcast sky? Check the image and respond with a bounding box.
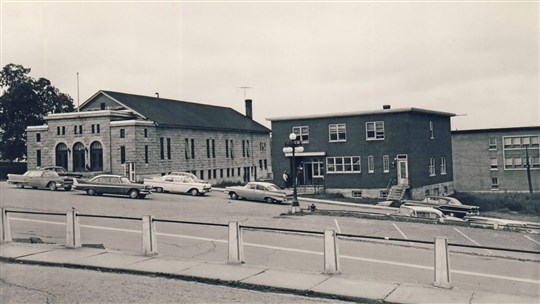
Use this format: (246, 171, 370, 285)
(1, 0, 538, 131)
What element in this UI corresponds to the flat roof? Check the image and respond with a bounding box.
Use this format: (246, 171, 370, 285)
(266, 107, 455, 121)
(452, 126, 540, 134)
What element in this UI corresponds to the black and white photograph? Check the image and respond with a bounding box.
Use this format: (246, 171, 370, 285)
(1, 0, 539, 303)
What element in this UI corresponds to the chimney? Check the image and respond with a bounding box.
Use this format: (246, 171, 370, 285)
(383, 105, 391, 110)
(245, 99, 253, 119)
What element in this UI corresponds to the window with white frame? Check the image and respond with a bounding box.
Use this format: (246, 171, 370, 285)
(366, 121, 384, 140)
(440, 157, 447, 175)
(368, 156, 374, 173)
(429, 158, 436, 176)
(383, 155, 390, 173)
(292, 126, 309, 143)
(503, 135, 540, 170)
(329, 123, 347, 142)
(490, 158, 498, 170)
(491, 177, 499, 190)
(488, 138, 497, 150)
(326, 156, 361, 173)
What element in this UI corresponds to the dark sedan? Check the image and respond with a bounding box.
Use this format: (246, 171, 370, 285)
(73, 174, 151, 199)
(402, 196, 480, 218)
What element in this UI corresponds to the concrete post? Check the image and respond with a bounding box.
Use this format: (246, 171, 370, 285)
(142, 215, 158, 256)
(1, 208, 12, 243)
(228, 221, 244, 264)
(434, 237, 452, 288)
(323, 229, 340, 275)
(65, 209, 81, 248)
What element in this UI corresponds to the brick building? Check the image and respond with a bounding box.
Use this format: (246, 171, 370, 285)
(452, 126, 540, 192)
(268, 106, 455, 199)
(26, 90, 271, 183)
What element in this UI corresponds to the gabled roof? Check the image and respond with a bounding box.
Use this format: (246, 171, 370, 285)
(81, 90, 270, 133)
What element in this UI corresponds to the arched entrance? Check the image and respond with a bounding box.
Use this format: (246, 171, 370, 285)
(55, 143, 69, 170)
(72, 142, 85, 172)
(90, 141, 103, 171)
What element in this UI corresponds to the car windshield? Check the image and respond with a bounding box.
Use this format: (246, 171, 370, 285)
(266, 184, 280, 191)
(120, 177, 130, 184)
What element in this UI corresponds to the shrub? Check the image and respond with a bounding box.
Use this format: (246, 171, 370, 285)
(451, 192, 540, 216)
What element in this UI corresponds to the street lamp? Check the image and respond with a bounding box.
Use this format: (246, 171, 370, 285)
(283, 132, 304, 210)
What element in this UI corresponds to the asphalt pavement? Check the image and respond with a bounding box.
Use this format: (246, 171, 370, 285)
(1, 242, 537, 304)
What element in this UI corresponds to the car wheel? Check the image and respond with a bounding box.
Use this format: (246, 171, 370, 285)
(189, 189, 199, 196)
(229, 192, 239, 200)
(129, 189, 139, 199)
(156, 187, 163, 193)
(87, 189, 96, 196)
(48, 182, 57, 191)
(265, 197, 274, 204)
(16, 183, 24, 189)
(64, 185, 72, 191)
(138, 194, 147, 199)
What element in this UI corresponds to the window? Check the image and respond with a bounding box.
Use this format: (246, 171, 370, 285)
(366, 121, 384, 140)
(57, 126, 60, 135)
(36, 133, 41, 142)
(329, 124, 347, 142)
(489, 138, 497, 150)
(229, 140, 234, 159)
(259, 160, 263, 169)
(160, 137, 164, 159)
(220, 169, 224, 178)
(120, 129, 125, 138)
(326, 156, 361, 173)
(191, 139, 195, 159)
(120, 146, 126, 164)
(144, 128, 148, 138)
(96, 124, 100, 134)
(491, 177, 499, 190)
(383, 155, 390, 173)
(503, 135, 540, 170)
(167, 138, 171, 159)
(62, 126, 65, 135)
(144, 145, 149, 164)
(292, 126, 309, 143)
(212, 140, 215, 158)
(36, 150, 41, 167)
(440, 157, 447, 175)
(207, 139, 211, 158)
(367, 156, 374, 173)
(91, 125, 95, 134)
(490, 158, 498, 170)
(352, 190, 362, 198)
(185, 138, 189, 159)
(429, 121, 434, 139)
(74, 126, 78, 134)
(206, 139, 216, 158)
(260, 142, 266, 152)
(264, 160, 268, 170)
(429, 158, 436, 176)
(246, 140, 250, 157)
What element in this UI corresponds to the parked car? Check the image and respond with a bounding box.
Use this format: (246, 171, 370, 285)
(168, 172, 209, 183)
(73, 174, 151, 199)
(225, 182, 293, 204)
(394, 205, 464, 223)
(39, 166, 83, 178)
(401, 196, 480, 218)
(7, 170, 73, 191)
(466, 216, 540, 233)
(144, 175, 211, 196)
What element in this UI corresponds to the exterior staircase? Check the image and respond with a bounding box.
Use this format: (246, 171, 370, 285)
(386, 184, 409, 201)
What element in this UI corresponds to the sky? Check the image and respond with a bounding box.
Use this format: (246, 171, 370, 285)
(1, 0, 538, 131)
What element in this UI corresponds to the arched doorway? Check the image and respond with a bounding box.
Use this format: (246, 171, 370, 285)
(72, 142, 85, 172)
(90, 141, 103, 171)
(55, 143, 69, 170)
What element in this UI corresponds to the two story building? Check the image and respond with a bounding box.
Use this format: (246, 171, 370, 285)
(25, 90, 272, 183)
(268, 106, 455, 200)
(452, 126, 540, 192)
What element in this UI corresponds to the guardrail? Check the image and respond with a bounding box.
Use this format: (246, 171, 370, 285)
(1, 208, 539, 289)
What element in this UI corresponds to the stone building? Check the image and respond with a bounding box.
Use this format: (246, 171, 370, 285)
(26, 90, 271, 183)
(452, 126, 540, 192)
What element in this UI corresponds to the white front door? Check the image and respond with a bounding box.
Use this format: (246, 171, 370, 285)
(396, 155, 409, 185)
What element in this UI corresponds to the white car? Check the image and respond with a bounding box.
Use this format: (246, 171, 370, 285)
(168, 172, 209, 184)
(144, 175, 211, 196)
(224, 182, 293, 204)
(395, 205, 464, 223)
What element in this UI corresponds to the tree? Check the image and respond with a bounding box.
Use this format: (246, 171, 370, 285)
(0, 64, 74, 161)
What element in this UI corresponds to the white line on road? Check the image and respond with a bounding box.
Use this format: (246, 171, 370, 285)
(524, 235, 540, 246)
(334, 218, 341, 233)
(453, 228, 493, 254)
(10, 217, 539, 285)
(392, 223, 413, 246)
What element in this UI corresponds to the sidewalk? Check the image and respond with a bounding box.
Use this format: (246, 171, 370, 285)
(1, 242, 537, 304)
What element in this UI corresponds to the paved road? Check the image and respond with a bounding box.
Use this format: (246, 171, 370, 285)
(2, 182, 539, 298)
(0, 261, 352, 304)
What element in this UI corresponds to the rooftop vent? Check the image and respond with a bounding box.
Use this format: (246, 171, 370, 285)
(245, 99, 253, 119)
(383, 105, 391, 110)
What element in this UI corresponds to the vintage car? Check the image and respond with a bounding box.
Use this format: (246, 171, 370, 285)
(224, 182, 293, 204)
(40, 166, 84, 178)
(401, 196, 480, 218)
(168, 171, 209, 183)
(7, 170, 74, 191)
(73, 174, 151, 199)
(144, 175, 211, 196)
(394, 205, 464, 223)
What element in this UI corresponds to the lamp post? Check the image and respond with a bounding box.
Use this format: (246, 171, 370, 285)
(283, 133, 304, 209)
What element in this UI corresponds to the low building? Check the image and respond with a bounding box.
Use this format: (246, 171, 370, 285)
(267, 106, 455, 199)
(26, 90, 271, 183)
(452, 126, 540, 192)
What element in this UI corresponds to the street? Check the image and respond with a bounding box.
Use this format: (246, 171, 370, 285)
(1, 181, 539, 299)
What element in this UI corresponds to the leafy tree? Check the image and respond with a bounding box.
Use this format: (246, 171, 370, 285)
(0, 64, 74, 161)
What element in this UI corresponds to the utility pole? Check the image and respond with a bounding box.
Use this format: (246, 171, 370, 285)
(239, 86, 252, 99)
(525, 146, 533, 193)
